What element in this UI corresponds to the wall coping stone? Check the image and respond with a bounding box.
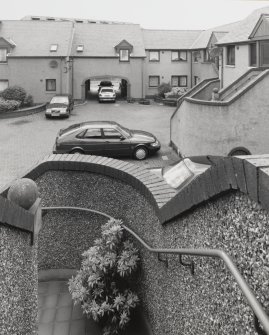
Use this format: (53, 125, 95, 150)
(2, 154, 269, 224)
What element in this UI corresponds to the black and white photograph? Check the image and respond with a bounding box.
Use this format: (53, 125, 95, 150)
(1, 0, 269, 334)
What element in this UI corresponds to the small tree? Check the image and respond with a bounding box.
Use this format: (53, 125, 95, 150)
(0, 86, 27, 104)
(69, 218, 140, 335)
(158, 82, 172, 98)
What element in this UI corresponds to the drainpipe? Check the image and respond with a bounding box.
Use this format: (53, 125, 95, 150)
(220, 48, 224, 89)
(190, 51, 193, 88)
(60, 57, 63, 94)
(141, 58, 145, 98)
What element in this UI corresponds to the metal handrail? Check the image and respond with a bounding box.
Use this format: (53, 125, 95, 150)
(42, 206, 269, 334)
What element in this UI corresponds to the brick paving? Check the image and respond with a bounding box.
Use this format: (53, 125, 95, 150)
(38, 281, 150, 335)
(0, 100, 179, 188)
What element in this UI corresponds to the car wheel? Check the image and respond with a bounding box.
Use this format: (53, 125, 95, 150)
(134, 146, 148, 160)
(70, 149, 84, 155)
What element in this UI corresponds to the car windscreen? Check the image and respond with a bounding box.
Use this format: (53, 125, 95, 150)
(100, 89, 113, 93)
(50, 96, 69, 104)
(116, 125, 131, 138)
(163, 158, 210, 189)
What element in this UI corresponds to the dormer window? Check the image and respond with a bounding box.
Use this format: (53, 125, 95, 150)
(76, 45, 84, 52)
(114, 40, 133, 63)
(0, 49, 7, 63)
(119, 49, 129, 62)
(50, 44, 58, 52)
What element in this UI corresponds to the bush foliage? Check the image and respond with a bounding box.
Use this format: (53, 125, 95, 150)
(0, 86, 27, 103)
(158, 82, 172, 98)
(69, 218, 140, 335)
(0, 97, 20, 112)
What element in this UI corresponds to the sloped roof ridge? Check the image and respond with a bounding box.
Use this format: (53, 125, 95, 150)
(142, 28, 203, 32)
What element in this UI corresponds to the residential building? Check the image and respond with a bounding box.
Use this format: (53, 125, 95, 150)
(171, 6, 269, 157)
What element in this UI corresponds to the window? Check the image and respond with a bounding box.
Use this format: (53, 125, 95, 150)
(0, 80, 8, 91)
(249, 43, 257, 67)
(171, 76, 187, 87)
(46, 79, 56, 91)
(260, 41, 269, 67)
(0, 49, 7, 63)
(119, 49, 129, 62)
(149, 76, 160, 87)
(50, 44, 58, 52)
(193, 51, 200, 63)
(103, 128, 122, 139)
(77, 45, 84, 52)
(203, 50, 211, 62)
(149, 51, 160, 62)
(171, 50, 187, 61)
(194, 76, 199, 86)
(227, 45, 235, 65)
(83, 128, 102, 138)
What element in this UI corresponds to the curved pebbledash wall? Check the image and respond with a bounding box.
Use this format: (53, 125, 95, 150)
(2, 154, 269, 335)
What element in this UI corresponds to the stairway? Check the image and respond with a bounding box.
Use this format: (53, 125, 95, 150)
(219, 69, 262, 101)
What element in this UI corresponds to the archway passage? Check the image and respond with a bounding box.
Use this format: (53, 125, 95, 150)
(84, 76, 130, 101)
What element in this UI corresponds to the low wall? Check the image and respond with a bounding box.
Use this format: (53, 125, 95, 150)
(0, 103, 46, 119)
(171, 72, 269, 156)
(34, 168, 268, 335)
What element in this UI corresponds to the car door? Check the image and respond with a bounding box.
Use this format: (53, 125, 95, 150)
(77, 128, 106, 155)
(102, 128, 131, 157)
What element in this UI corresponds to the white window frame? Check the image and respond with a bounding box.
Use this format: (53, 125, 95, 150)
(172, 50, 187, 62)
(0, 80, 8, 91)
(0, 49, 8, 63)
(119, 49, 129, 62)
(226, 45, 235, 65)
(50, 44, 58, 52)
(149, 51, 160, 62)
(77, 45, 84, 52)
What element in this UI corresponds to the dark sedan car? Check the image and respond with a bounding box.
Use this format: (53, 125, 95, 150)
(53, 121, 161, 160)
(45, 94, 74, 118)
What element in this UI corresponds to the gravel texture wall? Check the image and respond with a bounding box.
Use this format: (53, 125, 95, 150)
(36, 170, 269, 335)
(0, 225, 38, 335)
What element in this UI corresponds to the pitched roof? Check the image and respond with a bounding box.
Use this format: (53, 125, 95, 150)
(142, 29, 202, 50)
(190, 21, 239, 49)
(216, 6, 269, 45)
(0, 20, 73, 57)
(71, 23, 146, 57)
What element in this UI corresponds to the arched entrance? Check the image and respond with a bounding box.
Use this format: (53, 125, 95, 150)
(81, 76, 130, 101)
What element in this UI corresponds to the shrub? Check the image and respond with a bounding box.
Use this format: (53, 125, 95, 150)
(0, 86, 27, 104)
(0, 97, 20, 112)
(22, 94, 34, 107)
(158, 82, 172, 98)
(69, 218, 140, 335)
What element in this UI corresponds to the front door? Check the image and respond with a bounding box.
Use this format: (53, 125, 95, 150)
(260, 41, 269, 67)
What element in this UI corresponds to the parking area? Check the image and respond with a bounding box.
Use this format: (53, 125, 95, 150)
(0, 100, 179, 189)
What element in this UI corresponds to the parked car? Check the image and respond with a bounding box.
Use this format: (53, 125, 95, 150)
(98, 87, 116, 103)
(150, 156, 211, 190)
(98, 80, 113, 93)
(53, 121, 161, 160)
(45, 94, 74, 118)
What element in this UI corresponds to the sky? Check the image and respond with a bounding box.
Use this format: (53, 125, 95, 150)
(2, 0, 269, 30)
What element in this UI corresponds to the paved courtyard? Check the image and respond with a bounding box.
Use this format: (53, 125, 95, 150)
(0, 100, 178, 189)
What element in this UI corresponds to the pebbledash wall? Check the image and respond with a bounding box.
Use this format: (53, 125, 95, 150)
(1, 154, 269, 334)
(0, 194, 40, 335)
